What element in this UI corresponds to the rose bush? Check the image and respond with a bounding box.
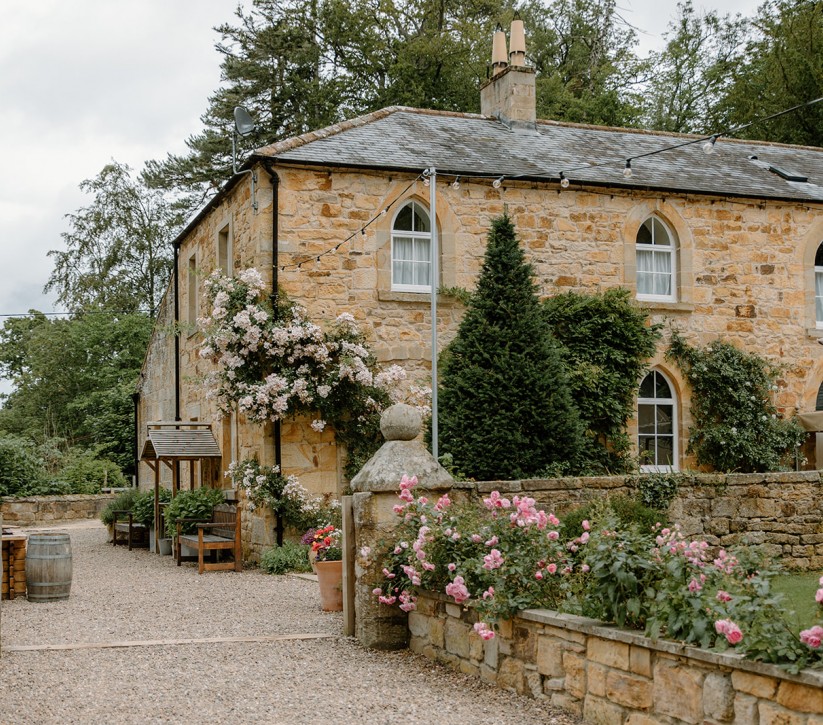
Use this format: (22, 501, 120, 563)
(199, 268, 412, 476)
(373, 476, 823, 671)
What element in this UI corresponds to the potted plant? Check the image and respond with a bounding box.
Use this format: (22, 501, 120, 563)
(311, 524, 343, 611)
(131, 488, 172, 553)
(100, 488, 142, 543)
(164, 487, 226, 557)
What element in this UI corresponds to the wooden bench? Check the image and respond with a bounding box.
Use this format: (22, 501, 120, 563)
(112, 511, 148, 551)
(176, 504, 242, 574)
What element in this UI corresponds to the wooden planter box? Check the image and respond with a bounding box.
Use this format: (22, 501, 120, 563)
(2, 535, 27, 599)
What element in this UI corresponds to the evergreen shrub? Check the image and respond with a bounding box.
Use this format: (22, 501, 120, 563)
(437, 214, 583, 479)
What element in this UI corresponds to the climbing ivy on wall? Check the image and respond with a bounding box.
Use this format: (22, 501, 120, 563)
(667, 330, 804, 473)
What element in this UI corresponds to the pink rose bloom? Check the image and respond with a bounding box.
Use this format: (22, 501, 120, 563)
(447, 563, 456, 572)
(582, 520, 591, 531)
(473, 622, 495, 640)
(547, 530, 559, 541)
(482, 586, 495, 600)
(372, 587, 383, 595)
(485, 536, 499, 547)
(688, 578, 702, 593)
(483, 548, 504, 570)
(581, 564, 590, 573)
(816, 588, 823, 604)
(471, 534, 482, 543)
(445, 576, 470, 604)
(379, 595, 397, 606)
(418, 496, 428, 505)
(800, 625, 823, 649)
(547, 563, 558, 575)
(435, 494, 451, 511)
(819, 575, 823, 586)
(579, 532, 589, 544)
(535, 570, 544, 580)
(715, 590, 733, 603)
(422, 562, 435, 571)
(548, 514, 560, 526)
(715, 619, 743, 645)
(392, 504, 406, 514)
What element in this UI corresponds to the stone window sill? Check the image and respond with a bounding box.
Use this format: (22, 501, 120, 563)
(378, 290, 457, 305)
(636, 300, 695, 313)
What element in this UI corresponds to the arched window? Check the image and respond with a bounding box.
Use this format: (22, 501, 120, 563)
(815, 242, 823, 327)
(636, 216, 676, 301)
(638, 370, 678, 471)
(391, 201, 432, 292)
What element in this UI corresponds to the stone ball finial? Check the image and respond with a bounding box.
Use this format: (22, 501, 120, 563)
(380, 403, 421, 441)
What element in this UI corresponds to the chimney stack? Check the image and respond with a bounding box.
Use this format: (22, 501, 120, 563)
(480, 19, 536, 130)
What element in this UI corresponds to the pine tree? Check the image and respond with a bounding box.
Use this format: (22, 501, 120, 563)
(438, 214, 583, 480)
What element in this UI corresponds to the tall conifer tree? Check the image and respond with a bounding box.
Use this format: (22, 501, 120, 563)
(438, 214, 583, 480)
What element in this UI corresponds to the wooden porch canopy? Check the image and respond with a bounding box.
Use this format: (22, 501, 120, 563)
(140, 422, 223, 553)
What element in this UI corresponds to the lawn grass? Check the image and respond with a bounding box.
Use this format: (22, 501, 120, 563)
(772, 571, 822, 629)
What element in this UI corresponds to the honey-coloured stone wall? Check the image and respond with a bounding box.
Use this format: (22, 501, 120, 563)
(409, 591, 823, 724)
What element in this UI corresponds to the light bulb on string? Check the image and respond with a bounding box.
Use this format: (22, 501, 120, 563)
(451, 177, 460, 190)
(380, 209, 387, 217)
(623, 160, 633, 179)
(423, 176, 430, 187)
(702, 135, 718, 155)
(559, 172, 570, 189)
(492, 176, 504, 189)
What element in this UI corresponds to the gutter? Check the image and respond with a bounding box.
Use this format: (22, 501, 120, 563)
(262, 161, 284, 546)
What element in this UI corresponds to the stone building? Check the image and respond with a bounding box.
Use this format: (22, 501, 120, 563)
(137, 24, 823, 551)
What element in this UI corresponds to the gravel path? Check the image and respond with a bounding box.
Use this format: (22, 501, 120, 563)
(0, 522, 584, 724)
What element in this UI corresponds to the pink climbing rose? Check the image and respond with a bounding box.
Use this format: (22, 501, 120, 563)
(483, 548, 504, 570)
(473, 622, 495, 640)
(445, 575, 470, 604)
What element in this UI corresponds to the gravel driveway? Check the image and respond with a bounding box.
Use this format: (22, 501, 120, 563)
(0, 522, 584, 724)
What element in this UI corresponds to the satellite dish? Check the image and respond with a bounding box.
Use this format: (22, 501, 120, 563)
(234, 106, 256, 136)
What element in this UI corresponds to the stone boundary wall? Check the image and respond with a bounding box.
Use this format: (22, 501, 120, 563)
(0, 494, 116, 526)
(466, 471, 823, 570)
(410, 591, 823, 724)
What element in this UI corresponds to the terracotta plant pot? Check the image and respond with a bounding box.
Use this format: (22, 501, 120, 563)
(314, 559, 343, 611)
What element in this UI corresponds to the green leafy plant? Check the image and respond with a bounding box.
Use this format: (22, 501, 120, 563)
(53, 447, 127, 494)
(130, 488, 172, 529)
(561, 494, 667, 538)
(0, 435, 46, 497)
(100, 488, 142, 527)
(632, 471, 685, 510)
(260, 540, 312, 574)
(544, 288, 661, 474)
(667, 330, 805, 472)
(163, 486, 226, 538)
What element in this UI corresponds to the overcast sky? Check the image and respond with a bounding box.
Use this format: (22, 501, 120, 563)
(0, 0, 760, 337)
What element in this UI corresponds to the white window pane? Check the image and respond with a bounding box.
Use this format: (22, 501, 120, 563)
(393, 260, 413, 286)
(413, 239, 430, 263)
(414, 261, 431, 287)
(816, 270, 823, 322)
(394, 237, 413, 261)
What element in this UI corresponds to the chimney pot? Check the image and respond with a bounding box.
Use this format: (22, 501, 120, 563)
(509, 18, 526, 66)
(491, 26, 508, 74)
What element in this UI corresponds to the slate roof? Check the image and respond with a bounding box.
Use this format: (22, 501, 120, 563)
(254, 106, 823, 203)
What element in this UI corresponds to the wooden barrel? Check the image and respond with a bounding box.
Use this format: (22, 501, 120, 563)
(26, 533, 72, 602)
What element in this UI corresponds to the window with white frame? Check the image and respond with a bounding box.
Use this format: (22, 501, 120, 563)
(638, 370, 677, 471)
(815, 242, 823, 327)
(391, 201, 432, 292)
(636, 216, 676, 301)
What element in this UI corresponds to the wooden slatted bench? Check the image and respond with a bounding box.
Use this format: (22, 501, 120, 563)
(112, 511, 148, 551)
(176, 504, 241, 574)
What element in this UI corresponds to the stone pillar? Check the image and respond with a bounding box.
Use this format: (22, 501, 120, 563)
(349, 403, 453, 650)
